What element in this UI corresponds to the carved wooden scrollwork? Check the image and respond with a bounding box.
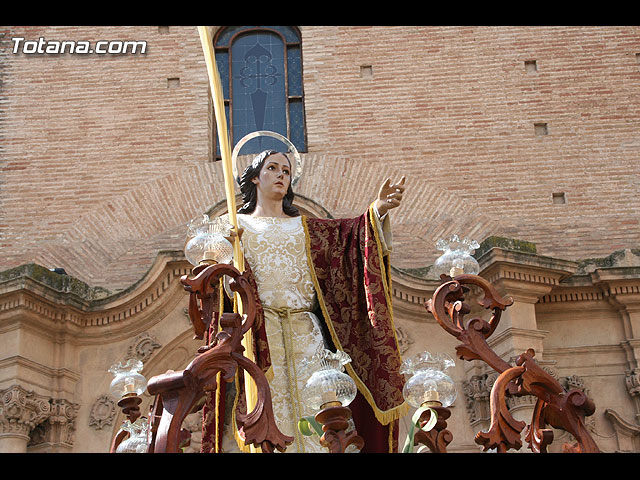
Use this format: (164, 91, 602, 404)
(145, 263, 293, 453)
(475, 365, 526, 452)
(425, 274, 600, 453)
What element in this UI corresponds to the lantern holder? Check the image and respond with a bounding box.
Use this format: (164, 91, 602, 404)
(314, 404, 364, 453)
(413, 404, 453, 454)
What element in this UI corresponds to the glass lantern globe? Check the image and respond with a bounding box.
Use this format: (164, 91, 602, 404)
(116, 417, 150, 453)
(108, 358, 147, 400)
(184, 214, 234, 266)
(400, 351, 457, 408)
(301, 349, 358, 411)
(434, 235, 480, 278)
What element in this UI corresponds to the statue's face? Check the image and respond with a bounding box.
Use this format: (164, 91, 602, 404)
(251, 153, 291, 200)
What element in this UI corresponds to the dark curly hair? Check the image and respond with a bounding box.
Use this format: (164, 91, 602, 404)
(237, 149, 300, 217)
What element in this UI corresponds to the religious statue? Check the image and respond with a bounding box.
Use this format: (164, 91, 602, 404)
(200, 149, 408, 453)
(193, 27, 407, 453)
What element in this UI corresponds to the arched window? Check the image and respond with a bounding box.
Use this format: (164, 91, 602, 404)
(213, 26, 307, 157)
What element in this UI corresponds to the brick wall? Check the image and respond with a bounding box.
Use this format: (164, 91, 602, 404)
(0, 26, 213, 288)
(300, 26, 640, 259)
(1, 26, 639, 290)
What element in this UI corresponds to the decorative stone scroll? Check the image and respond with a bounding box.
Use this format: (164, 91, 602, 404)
(0, 385, 51, 439)
(127, 332, 162, 363)
(89, 394, 117, 431)
(29, 399, 80, 448)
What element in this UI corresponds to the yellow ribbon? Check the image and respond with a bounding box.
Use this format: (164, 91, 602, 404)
(263, 305, 312, 452)
(197, 25, 257, 453)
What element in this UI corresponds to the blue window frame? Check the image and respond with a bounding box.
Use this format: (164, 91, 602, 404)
(213, 26, 307, 157)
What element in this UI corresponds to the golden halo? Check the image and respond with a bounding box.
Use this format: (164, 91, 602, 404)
(231, 130, 302, 187)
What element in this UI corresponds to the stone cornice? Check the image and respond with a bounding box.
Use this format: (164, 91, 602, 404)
(542, 344, 626, 359)
(590, 267, 640, 284)
(0, 252, 192, 342)
(539, 268, 640, 307)
(591, 269, 640, 312)
(2, 245, 639, 338)
(487, 326, 550, 349)
(389, 246, 640, 318)
(0, 355, 81, 393)
(477, 247, 579, 286)
(388, 266, 440, 321)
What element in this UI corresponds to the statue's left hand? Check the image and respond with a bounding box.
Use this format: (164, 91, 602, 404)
(376, 176, 406, 217)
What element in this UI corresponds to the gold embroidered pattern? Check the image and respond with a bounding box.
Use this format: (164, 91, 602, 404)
(227, 214, 327, 453)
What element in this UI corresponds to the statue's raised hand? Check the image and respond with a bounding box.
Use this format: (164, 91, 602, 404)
(375, 176, 406, 217)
